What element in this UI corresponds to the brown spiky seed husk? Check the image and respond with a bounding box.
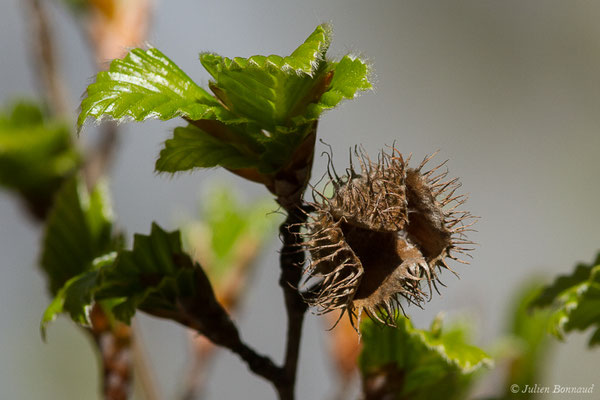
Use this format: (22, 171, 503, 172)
(302, 147, 475, 328)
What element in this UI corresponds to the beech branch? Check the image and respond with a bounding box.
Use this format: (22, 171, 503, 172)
(23, 0, 69, 117)
(277, 207, 310, 400)
(22, 2, 136, 399)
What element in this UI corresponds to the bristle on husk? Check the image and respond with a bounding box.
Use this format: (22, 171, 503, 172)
(300, 147, 475, 330)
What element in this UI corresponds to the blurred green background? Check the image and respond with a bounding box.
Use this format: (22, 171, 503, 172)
(1, 1, 599, 399)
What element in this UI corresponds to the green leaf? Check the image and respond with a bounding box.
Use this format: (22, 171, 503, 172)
(93, 223, 209, 324)
(155, 124, 260, 172)
(77, 48, 240, 129)
(531, 252, 600, 308)
(531, 253, 600, 347)
(171, 24, 370, 174)
(297, 55, 372, 124)
(40, 176, 116, 294)
(359, 314, 492, 400)
(42, 223, 216, 331)
(40, 253, 118, 339)
(78, 25, 372, 176)
(0, 101, 79, 214)
(199, 24, 333, 129)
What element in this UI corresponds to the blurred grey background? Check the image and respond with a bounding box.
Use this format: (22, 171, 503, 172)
(1, 0, 599, 399)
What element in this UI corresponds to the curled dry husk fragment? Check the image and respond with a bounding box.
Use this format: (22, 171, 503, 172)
(300, 147, 476, 329)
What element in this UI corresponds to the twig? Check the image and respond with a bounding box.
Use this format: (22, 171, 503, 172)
(149, 211, 310, 400)
(142, 264, 287, 398)
(277, 207, 310, 400)
(153, 302, 285, 392)
(23, 0, 69, 117)
(89, 305, 133, 400)
(22, 3, 138, 400)
(180, 238, 262, 400)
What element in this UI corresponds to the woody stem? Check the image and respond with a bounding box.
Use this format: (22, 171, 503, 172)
(276, 207, 310, 400)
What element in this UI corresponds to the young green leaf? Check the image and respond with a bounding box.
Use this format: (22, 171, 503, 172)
(297, 55, 372, 124)
(78, 24, 372, 179)
(199, 24, 333, 129)
(155, 124, 260, 172)
(531, 253, 600, 347)
(40, 255, 115, 339)
(0, 101, 79, 216)
(90, 223, 187, 322)
(77, 48, 240, 129)
(170, 24, 370, 175)
(89, 223, 223, 326)
(42, 223, 230, 339)
(359, 314, 492, 400)
(40, 177, 117, 294)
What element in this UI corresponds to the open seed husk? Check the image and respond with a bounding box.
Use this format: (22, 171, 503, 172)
(300, 147, 476, 329)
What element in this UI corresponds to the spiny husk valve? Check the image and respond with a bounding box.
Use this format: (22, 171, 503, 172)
(300, 147, 475, 329)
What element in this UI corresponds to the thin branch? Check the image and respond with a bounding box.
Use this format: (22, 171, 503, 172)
(89, 305, 134, 400)
(151, 301, 285, 392)
(277, 207, 310, 400)
(23, 0, 69, 117)
(22, 3, 138, 400)
(180, 237, 262, 400)
(142, 264, 288, 398)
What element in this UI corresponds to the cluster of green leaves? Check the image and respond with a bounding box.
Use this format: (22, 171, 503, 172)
(359, 314, 492, 400)
(531, 252, 600, 347)
(41, 180, 259, 339)
(41, 201, 213, 337)
(0, 101, 79, 216)
(78, 24, 371, 175)
(42, 220, 210, 332)
(43, 24, 371, 341)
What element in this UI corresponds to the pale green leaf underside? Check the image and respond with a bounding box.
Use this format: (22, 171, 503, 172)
(78, 48, 239, 128)
(359, 315, 491, 400)
(41, 253, 118, 338)
(41, 270, 100, 339)
(155, 125, 259, 172)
